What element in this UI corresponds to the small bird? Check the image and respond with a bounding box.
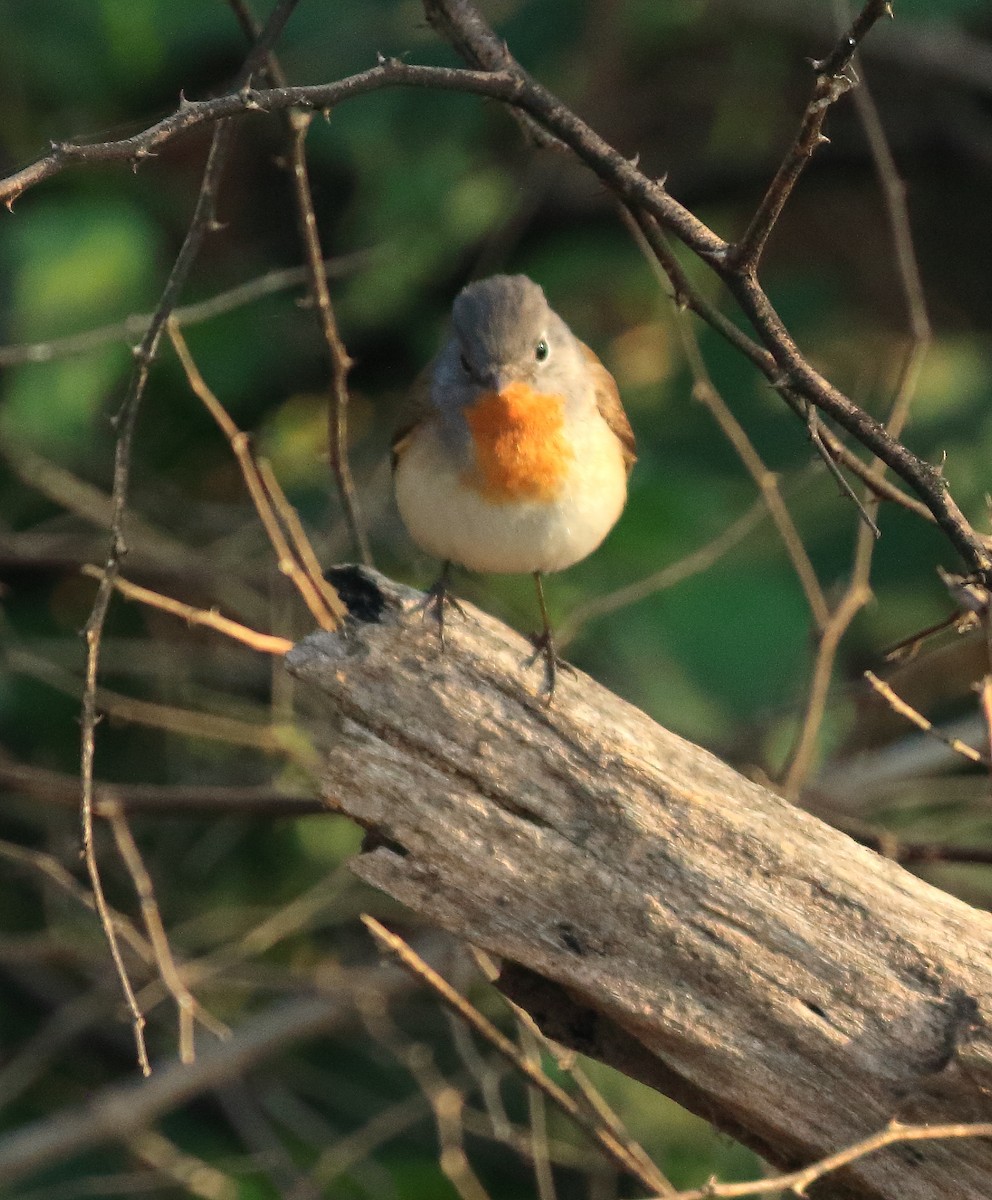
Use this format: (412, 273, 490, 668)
(392, 274, 635, 700)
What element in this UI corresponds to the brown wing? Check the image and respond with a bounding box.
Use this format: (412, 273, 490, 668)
(391, 359, 435, 471)
(579, 342, 636, 476)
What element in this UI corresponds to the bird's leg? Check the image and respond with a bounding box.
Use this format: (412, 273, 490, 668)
(418, 560, 466, 649)
(527, 571, 573, 703)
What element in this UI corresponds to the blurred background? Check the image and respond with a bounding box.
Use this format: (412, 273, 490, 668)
(2, 0, 992, 1195)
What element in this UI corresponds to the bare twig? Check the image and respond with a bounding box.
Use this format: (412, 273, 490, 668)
(729, 0, 892, 272)
(0, 252, 371, 367)
(80, 565, 294, 656)
(216, 1084, 321, 1200)
(626, 208, 933, 525)
(814, 425, 935, 522)
(228, 0, 372, 567)
(78, 0, 306, 1073)
(559, 497, 768, 647)
(695, 389, 831, 627)
(0, 755, 321, 817)
(79, 99, 233, 1084)
(129, 1129, 236, 1200)
(286, 113, 372, 567)
(360, 998, 492, 1200)
(667, 1121, 992, 1200)
(0, 836, 226, 1045)
(0, 438, 269, 622)
(255, 458, 348, 622)
(517, 1026, 556, 1200)
(310, 1090, 433, 1187)
(468, 948, 672, 1196)
(0, 837, 156, 966)
(11, 646, 296, 755)
(863, 670, 990, 768)
(104, 804, 202, 1064)
(361, 916, 665, 1194)
(782, 477, 876, 798)
(623, 211, 830, 632)
(804, 400, 881, 538)
(779, 18, 935, 798)
(167, 323, 345, 630)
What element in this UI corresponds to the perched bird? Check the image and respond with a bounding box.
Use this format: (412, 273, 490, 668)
(393, 274, 635, 700)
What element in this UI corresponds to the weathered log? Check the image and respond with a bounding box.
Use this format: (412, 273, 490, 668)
(286, 566, 992, 1200)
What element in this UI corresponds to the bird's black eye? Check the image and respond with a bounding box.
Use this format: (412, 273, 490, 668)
(535, 339, 549, 363)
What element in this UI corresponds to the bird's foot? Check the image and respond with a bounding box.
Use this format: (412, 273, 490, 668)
(526, 629, 575, 705)
(416, 570, 467, 650)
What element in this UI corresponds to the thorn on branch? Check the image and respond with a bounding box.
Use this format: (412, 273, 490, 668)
(239, 85, 264, 112)
(129, 147, 156, 174)
(805, 402, 881, 539)
(811, 38, 856, 72)
(938, 566, 991, 617)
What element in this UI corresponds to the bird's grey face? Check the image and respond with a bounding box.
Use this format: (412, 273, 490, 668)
(432, 275, 589, 425)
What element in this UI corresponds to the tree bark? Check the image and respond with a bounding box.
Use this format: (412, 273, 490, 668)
(287, 566, 992, 1200)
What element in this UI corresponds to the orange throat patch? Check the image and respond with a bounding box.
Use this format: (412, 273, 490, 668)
(462, 382, 573, 503)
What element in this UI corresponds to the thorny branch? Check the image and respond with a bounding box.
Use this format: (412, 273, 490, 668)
(779, 21, 936, 797)
(5, 0, 992, 1192)
(729, 0, 894, 272)
(228, 0, 372, 566)
(622, 209, 830, 632)
(3, 3, 979, 576)
(79, 118, 237, 1079)
(78, 0, 304, 1075)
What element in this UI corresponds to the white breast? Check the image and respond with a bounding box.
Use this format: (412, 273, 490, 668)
(394, 412, 628, 575)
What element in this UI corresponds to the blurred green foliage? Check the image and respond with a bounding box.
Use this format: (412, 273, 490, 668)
(2, 0, 992, 1195)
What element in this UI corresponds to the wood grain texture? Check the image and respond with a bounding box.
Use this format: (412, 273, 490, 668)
(286, 567, 992, 1199)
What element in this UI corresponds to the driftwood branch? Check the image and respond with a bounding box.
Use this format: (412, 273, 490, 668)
(287, 568, 992, 1200)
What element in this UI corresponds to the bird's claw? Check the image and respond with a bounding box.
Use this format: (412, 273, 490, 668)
(417, 573, 467, 649)
(526, 630, 575, 705)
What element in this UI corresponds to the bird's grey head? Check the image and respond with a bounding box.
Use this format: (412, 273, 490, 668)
(444, 274, 577, 395)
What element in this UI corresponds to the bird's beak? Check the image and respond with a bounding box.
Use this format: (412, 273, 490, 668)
(478, 366, 518, 394)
